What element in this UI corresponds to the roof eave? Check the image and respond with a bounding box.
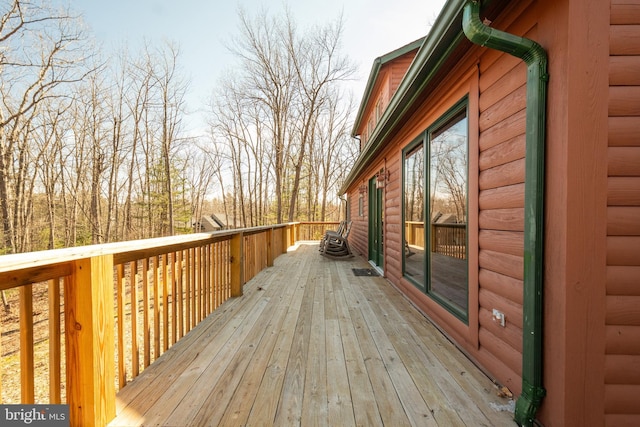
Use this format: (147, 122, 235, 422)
(350, 37, 426, 137)
(341, 0, 468, 195)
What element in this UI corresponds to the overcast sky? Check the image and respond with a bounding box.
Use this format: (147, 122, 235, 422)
(72, 0, 447, 133)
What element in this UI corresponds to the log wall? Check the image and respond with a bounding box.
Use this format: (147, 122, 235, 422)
(346, 0, 640, 424)
(606, 1, 640, 424)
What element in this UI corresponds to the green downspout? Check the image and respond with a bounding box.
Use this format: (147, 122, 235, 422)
(462, 1, 548, 426)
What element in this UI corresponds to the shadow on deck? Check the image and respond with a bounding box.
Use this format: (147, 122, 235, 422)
(109, 242, 515, 426)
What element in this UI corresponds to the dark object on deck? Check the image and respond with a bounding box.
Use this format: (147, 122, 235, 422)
(352, 268, 379, 277)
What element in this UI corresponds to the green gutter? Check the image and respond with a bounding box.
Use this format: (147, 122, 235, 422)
(462, 1, 548, 426)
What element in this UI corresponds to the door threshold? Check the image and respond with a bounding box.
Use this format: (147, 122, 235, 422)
(368, 261, 383, 276)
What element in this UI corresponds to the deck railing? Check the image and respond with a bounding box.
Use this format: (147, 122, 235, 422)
(405, 221, 467, 260)
(295, 221, 341, 241)
(0, 222, 334, 427)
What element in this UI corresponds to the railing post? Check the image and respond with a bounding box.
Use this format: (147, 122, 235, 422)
(230, 232, 244, 297)
(64, 255, 115, 427)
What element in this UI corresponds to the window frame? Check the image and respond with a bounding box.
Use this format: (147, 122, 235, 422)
(402, 96, 469, 322)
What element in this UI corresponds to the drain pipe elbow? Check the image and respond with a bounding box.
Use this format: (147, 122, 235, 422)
(463, 1, 548, 426)
(463, 1, 547, 67)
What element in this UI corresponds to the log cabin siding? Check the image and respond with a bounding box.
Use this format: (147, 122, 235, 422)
(606, 1, 640, 423)
(383, 154, 403, 280)
(348, 186, 369, 258)
(389, 54, 416, 97)
(354, 30, 528, 391)
(472, 4, 533, 393)
(345, 0, 638, 423)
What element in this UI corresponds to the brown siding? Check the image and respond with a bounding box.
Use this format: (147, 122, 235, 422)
(476, 23, 528, 391)
(389, 53, 417, 97)
(355, 38, 524, 390)
(384, 154, 403, 280)
(348, 184, 369, 258)
(348, 0, 633, 424)
(606, 1, 640, 424)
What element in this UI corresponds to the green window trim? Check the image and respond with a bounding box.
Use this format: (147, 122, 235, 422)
(402, 96, 469, 322)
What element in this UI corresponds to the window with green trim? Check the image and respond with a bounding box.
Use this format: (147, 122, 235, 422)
(403, 98, 468, 320)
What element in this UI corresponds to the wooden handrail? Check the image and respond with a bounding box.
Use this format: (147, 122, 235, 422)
(0, 222, 342, 426)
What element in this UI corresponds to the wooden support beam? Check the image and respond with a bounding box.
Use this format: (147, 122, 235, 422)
(230, 232, 244, 297)
(65, 255, 115, 427)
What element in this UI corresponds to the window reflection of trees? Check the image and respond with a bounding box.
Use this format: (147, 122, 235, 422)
(405, 144, 424, 223)
(403, 107, 468, 316)
(430, 113, 467, 225)
(429, 111, 468, 314)
(403, 143, 426, 290)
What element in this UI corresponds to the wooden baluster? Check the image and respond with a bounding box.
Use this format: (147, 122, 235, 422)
(170, 252, 177, 345)
(153, 255, 160, 361)
(217, 242, 223, 308)
(20, 284, 34, 403)
(142, 258, 150, 368)
(207, 244, 212, 317)
(230, 232, 244, 297)
(0, 319, 2, 402)
(163, 254, 169, 352)
(197, 246, 203, 322)
(130, 260, 139, 378)
(116, 265, 126, 389)
(191, 247, 196, 331)
(184, 249, 191, 333)
(49, 278, 62, 403)
(267, 228, 274, 267)
(178, 250, 185, 339)
(194, 247, 199, 323)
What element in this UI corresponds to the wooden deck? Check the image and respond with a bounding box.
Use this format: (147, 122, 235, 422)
(109, 242, 515, 426)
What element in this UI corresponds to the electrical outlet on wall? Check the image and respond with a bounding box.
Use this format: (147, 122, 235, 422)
(492, 309, 506, 327)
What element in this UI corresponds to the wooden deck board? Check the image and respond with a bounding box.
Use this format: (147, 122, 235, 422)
(109, 242, 515, 427)
(332, 263, 384, 427)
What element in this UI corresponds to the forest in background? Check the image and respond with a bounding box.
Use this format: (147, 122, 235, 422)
(0, 0, 357, 254)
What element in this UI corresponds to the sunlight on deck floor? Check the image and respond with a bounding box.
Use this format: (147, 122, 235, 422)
(109, 242, 515, 426)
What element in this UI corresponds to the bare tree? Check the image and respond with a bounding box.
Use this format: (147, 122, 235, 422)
(230, 7, 296, 224)
(153, 42, 188, 235)
(285, 12, 356, 221)
(122, 47, 155, 239)
(35, 97, 72, 249)
(0, 0, 93, 252)
(207, 6, 356, 225)
(0, 1, 357, 256)
(315, 91, 356, 221)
